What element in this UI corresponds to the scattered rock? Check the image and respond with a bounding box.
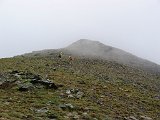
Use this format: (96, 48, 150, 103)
(14, 73, 21, 78)
(65, 103, 74, 110)
(93, 118, 98, 120)
(68, 94, 74, 98)
(82, 112, 88, 116)
(124, 116, 139, 120)
(66, 112, 79, 119)
(36, 107, 49, 113)
(59, 103, 74, 111)
(71, 88, 79, 94)
(154, 95, 160, 100)
(76, 91, 84, 99)
(4, 102, 10, 105)
(65, 88, 84, 99)
(82, 112, 91, 119)
(140, 116, 153, 120)
(66, 89, 71, 94)
(53, 68, 56, 71)
(59, 104, 66, 110)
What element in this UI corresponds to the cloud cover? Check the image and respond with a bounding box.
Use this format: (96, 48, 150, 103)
(0, 0, 160, 64)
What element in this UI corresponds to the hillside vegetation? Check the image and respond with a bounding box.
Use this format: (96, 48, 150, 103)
(0, 53, 160, 120)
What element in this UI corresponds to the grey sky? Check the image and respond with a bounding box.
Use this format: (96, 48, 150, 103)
(0, 0, 160, 64)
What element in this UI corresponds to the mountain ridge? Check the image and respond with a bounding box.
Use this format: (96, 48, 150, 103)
(22, 39, 160, 74)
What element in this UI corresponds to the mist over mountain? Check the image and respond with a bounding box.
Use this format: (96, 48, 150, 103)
(64, 39, 160, 74)
(24, 39, 160, 74)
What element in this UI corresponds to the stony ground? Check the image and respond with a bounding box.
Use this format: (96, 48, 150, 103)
(0, 54, 160, 120)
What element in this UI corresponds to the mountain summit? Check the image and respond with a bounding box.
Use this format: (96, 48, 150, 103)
(66, 39, 119, 57)
(65, 39, 160, 74)
(66, 39, 112, 56)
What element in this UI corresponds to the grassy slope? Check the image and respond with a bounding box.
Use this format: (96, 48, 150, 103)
(0, 54, 160, 120)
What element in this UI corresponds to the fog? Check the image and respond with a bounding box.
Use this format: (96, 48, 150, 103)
(0, 0, 160, 64)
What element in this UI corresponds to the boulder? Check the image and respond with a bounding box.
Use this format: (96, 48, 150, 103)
(30, 79, 58, 89)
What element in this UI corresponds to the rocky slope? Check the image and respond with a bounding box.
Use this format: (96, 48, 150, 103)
(0, 53, 160, 120)
(64, 39, 160, 74)
(23, 39, 160, 74)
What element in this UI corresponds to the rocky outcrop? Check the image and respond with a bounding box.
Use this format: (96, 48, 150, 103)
(0, 70, 60, 91)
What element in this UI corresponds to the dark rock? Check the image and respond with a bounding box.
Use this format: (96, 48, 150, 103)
(47, 113, 57, 119)
(70, 88, 78, 94)
(45, 64, 49, 66)
(78, 80, 86, 84)
(14, 73, 21, 78)
(53, 68, 56, 71)
(33, 75, 42, 80)
(10, 70, 19, 74)
(18, 87, 28, 92)
(30, 79, 58, 89)
(57, 84, 64, 88)
(25, 73, 41, 80)
(59, 104, 66, 110)
(18, 83, 34, 92)
(14, 71, 42, 80)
